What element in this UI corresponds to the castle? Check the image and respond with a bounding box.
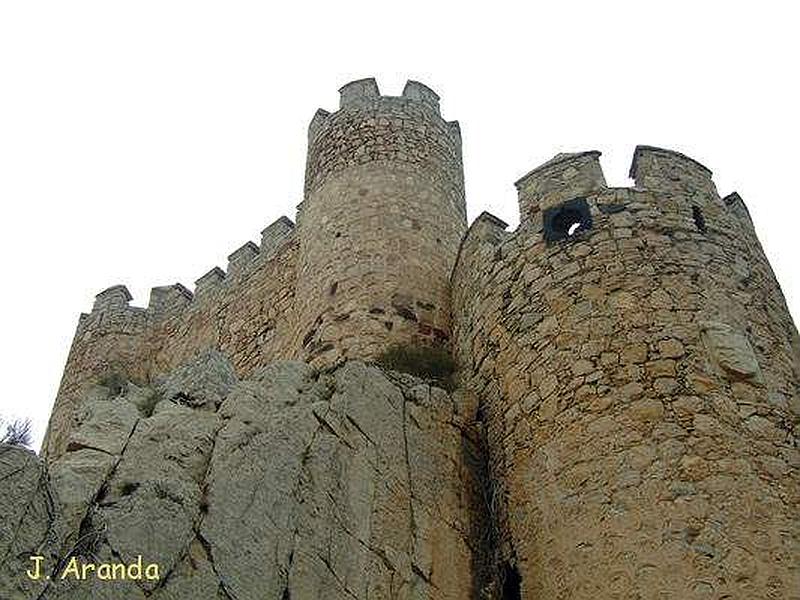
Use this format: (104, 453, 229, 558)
(38, 78, 799, 598)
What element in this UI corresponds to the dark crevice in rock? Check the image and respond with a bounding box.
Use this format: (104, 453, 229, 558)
(345, 414, 375, 446)
(173, 391, 198, 407)
(299, 400, 333, 467)
(196, 531, 237, 600)
(500, 562, 522, 600)
(412, 561, 435, 587)
(317, 551, 361, 600)
(65, 440, 116, 455)
(400, 396, 419, 563)
(312, 410, 354, 449)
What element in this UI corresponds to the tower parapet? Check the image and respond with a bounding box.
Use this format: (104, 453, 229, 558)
(303, 78, 464, 216)
(630, 144, 718, 198)
(515, 151, 606, 227)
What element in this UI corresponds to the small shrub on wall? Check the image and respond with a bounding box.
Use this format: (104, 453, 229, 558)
(375, 344, 456, 391)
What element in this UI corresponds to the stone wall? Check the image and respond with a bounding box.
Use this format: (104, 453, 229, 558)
(42, 218, 298, 460)
(293, 78, 466, 366)
(452, 147, 800, 598)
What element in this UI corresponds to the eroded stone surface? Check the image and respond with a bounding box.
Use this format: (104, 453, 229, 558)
(701, 321, 762, 380)
(0, 446, 64, 600)
(3, 357, 487, 599)
(156, 350, 238, 411)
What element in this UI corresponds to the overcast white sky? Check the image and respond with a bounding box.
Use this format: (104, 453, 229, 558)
(1, 2, 797, 451)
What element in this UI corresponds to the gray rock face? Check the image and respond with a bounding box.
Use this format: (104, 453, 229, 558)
(67, 398, 139, 455)
(1, 357, 488, 599)
(156, 349, 238, 411)
(0, 446, 64, 600)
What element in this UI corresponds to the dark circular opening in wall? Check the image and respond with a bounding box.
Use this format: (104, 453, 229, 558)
(543, 197, 593, 242)
(553, 208, 586, 237)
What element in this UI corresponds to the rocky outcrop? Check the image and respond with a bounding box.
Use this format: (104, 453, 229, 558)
(0, 446, 64, 600)
(1, 354, 489, 599)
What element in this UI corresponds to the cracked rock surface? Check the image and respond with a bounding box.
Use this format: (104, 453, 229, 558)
(1, 354, 489, 599)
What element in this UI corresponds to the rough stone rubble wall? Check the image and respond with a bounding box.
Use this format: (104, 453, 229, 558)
(452, 147, 800, 598)
(42, 222, 298, 460)
(4, 356, 490, 600)
(294, 78, 466, 366)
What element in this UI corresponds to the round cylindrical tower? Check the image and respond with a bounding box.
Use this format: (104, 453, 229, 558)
(294, 78, 466, 366)
(452, 147, 799, 598)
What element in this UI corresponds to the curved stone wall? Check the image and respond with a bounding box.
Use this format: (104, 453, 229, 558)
(452, 147, 800, 598)
(294, 78, 466, 365)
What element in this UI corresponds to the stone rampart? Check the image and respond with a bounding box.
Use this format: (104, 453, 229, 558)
(42, 218, 298, 459)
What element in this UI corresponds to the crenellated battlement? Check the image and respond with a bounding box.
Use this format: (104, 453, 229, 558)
(309, 77, 450, 146)
(307, 109, 330, 143)
(630, 144, 717, 198)
(84, 215, 298, 320)
(336, 77, 442, 114)
(304, 77, 463, 208)
(194, 266, 225, 298)
(723, 190, 753, 224)
(453, 211, 508, 270)
(515, 151, 606, 225)
(401, 80, 441, 112)
(92, 284, 133, 312)
(260, 216, 295, 256)
(148, 283, 193, 319)
(510, 145, 745, 240)
(227, 241, 260, 277)
(338, 77, 380, 109)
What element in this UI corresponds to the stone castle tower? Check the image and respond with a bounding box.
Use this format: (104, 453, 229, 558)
(295, 78, 466, 365)
(22, 79, 799, 599)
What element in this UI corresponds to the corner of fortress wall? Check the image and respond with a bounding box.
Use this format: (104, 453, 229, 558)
(451, 145, 800, 597)
(42, 217, 299, 459)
